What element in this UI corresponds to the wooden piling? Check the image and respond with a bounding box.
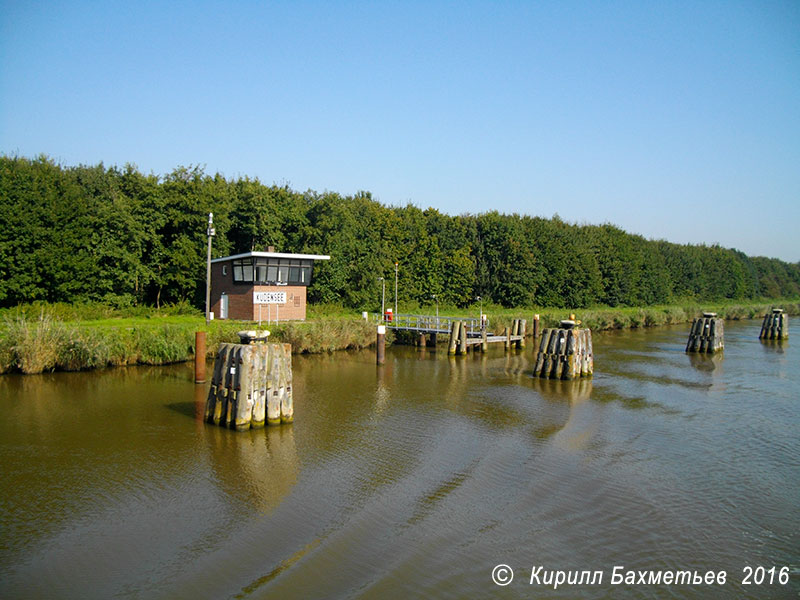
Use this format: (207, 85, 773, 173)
(205, 342, 294, 431)
(448, 321, 460, 355)
(195, 331, 206, 383)
(534, 329, 550, 376)
(517, 319, 526, 349)
(504, 326, 510, 351)
(267, 346, 282, 425)
(418, 333, 427, 347)
(686, 312, 724, 353)
(233, 346, 253, 431)
(481, 328, 488, 352)
(281, 343, 293, 423)
(533, 314, 540, 339)
(205, 343, 228, 423)
(532, 320, 593, 380)
(458, 321, 468, 355)
(759, 308, 788, 340)
(251, 345, 267, 428)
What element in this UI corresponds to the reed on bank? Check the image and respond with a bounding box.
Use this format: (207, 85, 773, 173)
(0, 309, 377, 375)
(0, 299, 795, 375)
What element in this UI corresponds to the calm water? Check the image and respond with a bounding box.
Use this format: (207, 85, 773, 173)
(1, 320, 798, 599)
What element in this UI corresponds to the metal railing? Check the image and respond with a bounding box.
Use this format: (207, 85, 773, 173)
(370, 313, 487, 336)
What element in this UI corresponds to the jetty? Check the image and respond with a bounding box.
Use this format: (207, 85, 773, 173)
(369, 313, 525, 354)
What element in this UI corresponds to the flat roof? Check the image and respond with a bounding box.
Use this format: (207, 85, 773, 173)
(211, 251, 331, 264)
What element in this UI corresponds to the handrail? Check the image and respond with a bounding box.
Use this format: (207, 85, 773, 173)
(370, 313, 488, 335)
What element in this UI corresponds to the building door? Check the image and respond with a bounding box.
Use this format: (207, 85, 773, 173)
(220, 293, 228, 319)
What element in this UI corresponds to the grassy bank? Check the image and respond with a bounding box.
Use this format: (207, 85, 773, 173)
(0, 305, 377, 375)
(1, 299, 796, 375)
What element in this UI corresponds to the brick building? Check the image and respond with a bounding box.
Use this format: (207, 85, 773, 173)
(209, 251, 330, 321)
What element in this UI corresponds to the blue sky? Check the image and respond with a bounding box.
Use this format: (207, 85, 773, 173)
(2, 1, 798, 261)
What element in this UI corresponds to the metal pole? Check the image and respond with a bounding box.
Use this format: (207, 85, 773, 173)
(376, 325, 386, 365)
(379, 277, 385, 320)
(394, 262, 398, 318)
(205, 213, 215, 325)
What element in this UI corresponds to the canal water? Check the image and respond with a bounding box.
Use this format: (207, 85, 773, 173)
(1, 320, 798, 599)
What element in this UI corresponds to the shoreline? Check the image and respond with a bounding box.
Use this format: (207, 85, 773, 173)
(1, 299, 795, 375)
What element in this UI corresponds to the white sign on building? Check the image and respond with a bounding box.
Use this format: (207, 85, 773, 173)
(254, 291, 287, 305)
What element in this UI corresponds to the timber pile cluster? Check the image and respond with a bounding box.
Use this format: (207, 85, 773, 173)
(759, 308, 789, 340)
(685, 313, 724, 353)
(533, 321, 594, 380)
(204, 342, 293, 431)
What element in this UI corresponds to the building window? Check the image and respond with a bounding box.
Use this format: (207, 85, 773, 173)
(231, 256, 315, 285)
(232, 258, 253, 282)
(222, 265, 227, 276)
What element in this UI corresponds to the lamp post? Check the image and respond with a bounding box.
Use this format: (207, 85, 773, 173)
(394, 261, 399, 318)
(205, 212, 215, 324)
(432, 294, 439, 328)
(476, 295, 483, 330)
(378, 277, 385, 320)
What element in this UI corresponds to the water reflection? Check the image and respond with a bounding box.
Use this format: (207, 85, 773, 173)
(528, 375, 593, 404)
(687, 351, 725, 373)
(759, 339, 787, 354)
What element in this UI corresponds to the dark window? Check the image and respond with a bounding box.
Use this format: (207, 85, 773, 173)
(232, 258, 254, 283)
(289, 267, 300, 283)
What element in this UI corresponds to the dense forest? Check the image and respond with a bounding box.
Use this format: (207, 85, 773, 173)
(1, 155, 798, 311)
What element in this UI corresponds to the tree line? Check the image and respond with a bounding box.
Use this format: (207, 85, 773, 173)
(1, 155, 798, 311)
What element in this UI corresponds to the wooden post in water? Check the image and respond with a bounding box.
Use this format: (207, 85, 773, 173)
(418, 333, 427, 347)
(685, 312, 724, 353)
(518, 319, 526, 349)
(448, 321, 460, 355)
(481, 328, 488, 352)
(759, 308, 788, 340)
(281, 343, 293, 424)
(194, 331, 206, 383)
(205, 339, 293, 431)
(376, 325, 386, 365)
(532, 319, 593, 380)
(458, 321, 468, 355)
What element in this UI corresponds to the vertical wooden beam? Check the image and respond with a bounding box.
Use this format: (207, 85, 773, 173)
(194, 331, 206, 383)
(448, 321, 459, 354)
